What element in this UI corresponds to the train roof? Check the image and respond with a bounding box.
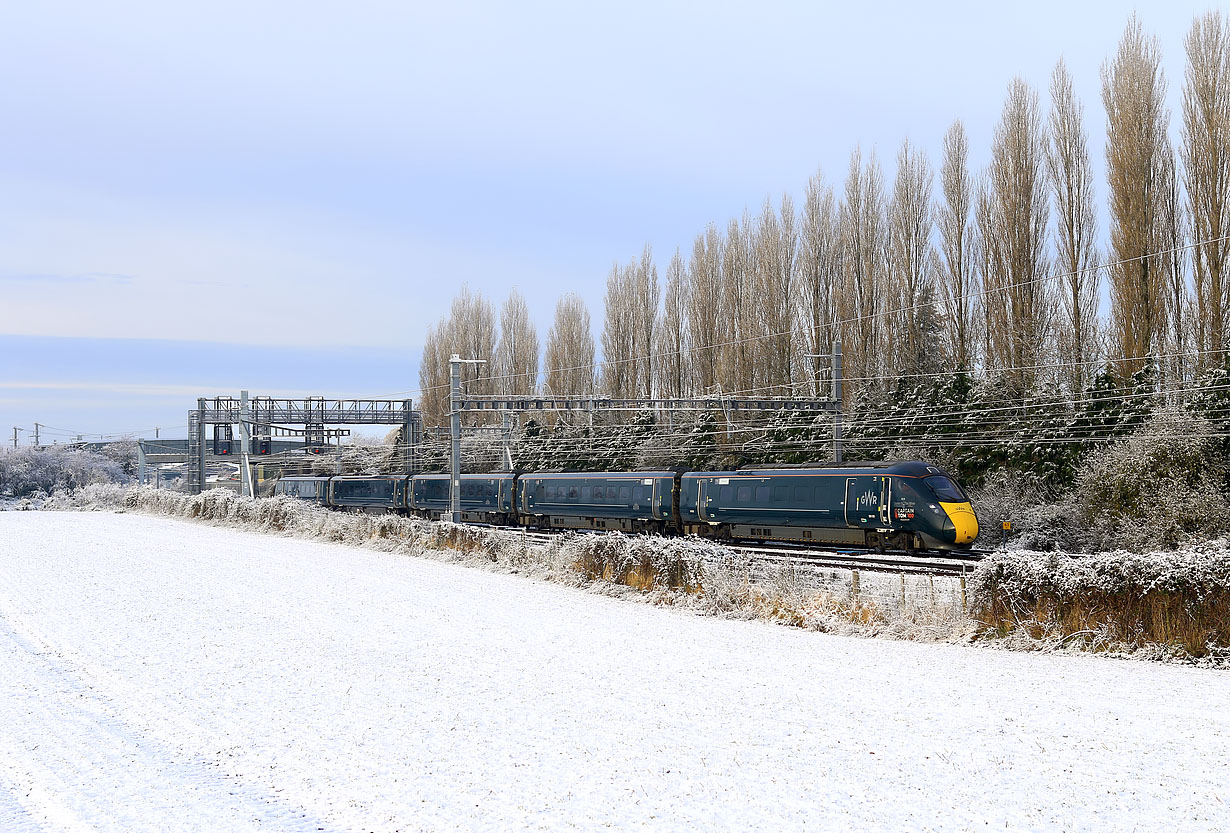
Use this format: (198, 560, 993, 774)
(412, 472, 517, 479)
(705, 460, 952, 478)
(518, 470, 678, 479)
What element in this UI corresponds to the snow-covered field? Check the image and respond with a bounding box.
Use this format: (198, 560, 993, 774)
(0, 513, 1226, 832)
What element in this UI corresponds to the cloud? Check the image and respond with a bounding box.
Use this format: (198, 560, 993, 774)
(0, 381, 320, 397)
(0, 271, 134, 285)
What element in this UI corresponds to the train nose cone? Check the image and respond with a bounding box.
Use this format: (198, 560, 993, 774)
(940, 502, 979, 545)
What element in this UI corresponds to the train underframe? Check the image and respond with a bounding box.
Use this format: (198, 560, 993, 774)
(332, 508, 950, 553)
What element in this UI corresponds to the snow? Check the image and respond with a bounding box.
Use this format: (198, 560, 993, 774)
(1, 512, 1227, 832)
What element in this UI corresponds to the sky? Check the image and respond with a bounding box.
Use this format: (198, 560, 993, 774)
(0, 0, 1218, 440)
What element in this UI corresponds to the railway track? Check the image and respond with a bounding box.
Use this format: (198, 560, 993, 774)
(510, 528, 985, 577)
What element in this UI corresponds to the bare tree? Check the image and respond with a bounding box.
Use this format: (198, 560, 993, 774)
(599, 246, 659, 399)
(1102, 16, 1171, 375)
(685, 225, 723, 394)
(752, 196, 798, 392)
(418, 320, 450, 425)
(632, 245, 660, 397)
(416, 288, 496, 425)
(937, 121, 978, 375)
(837, 148, 887, 402)
(1047, 59, 1100, 398)
(495, 289, 539, 396)
(1184, 10, 1230, 369)
(1158, 142, 1191, 384)
(600, 261, 635, 398)
(798, 170, 840, 395)
(886, 138, 936, 378)
(978, 78, 1052, 397)
(448, 287, 497, 399)
(719, 214, 754, 394)
(655, 249, 691, 399)
(544, 293, 596, 396)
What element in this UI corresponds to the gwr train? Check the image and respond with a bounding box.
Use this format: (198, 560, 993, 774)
(274, 460, 979, 552)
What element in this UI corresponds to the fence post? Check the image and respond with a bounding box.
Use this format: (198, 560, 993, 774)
(899, 573, 906, 608)
(851, 569, 860, 604)
(960, 574, 968, 612)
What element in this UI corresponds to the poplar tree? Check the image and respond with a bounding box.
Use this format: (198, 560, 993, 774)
(544, 293, 596, 397)
(1183, 11, 1230, 368)
(978, 78, 1052, 397)
(886, 138, 936, 378)
(1102, 16, 1170, 375)
(798, 170, 840, 395)
(1047, 59, 1100, 398)
(495, 290, 539, 396)
(937, 121, 977, 374)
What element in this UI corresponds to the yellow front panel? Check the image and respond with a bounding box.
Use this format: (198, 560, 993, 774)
(940, 501, 979, 545)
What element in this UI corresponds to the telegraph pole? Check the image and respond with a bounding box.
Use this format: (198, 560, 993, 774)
(501, 410, 514, 471)
(32, 423, 40, 447)
(12, 427, 22, 449)
(831, 338, 843, 463)
(449, 354, 486, 523)
(239, 390, 253, 498)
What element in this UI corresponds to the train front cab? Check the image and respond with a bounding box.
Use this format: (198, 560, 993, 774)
(680, 462, 978, 552)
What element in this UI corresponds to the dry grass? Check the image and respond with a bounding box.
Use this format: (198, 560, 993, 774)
(37, 486, 1230, 660)
(971, 550, 1230, 657)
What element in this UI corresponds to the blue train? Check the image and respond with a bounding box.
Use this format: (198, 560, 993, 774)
(274, 461, 978, 552)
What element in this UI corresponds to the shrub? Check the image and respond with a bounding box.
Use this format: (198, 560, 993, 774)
(1071, 406, 1230, 551)
(970, 547, 1230, 656)
(0, 447, 128, 498)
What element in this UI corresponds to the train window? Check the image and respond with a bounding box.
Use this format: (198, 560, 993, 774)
(792, 485, 811, 503)
(581, 486, 592, 501)
(736, 485, 751, 502)
(568, 486, 579, 500)
(619, 486, 631, 501)
(772, 486, 787, 501)
(924, 476, 966, 502)
(719, 485, 733, 502)
(755, 486, 769, 502)
(632, 486, 645, 503)
(593, 486, 604, 500)
(546, 485, 556, 499)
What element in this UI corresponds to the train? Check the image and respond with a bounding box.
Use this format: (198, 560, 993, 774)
(273, 460, 979, 552)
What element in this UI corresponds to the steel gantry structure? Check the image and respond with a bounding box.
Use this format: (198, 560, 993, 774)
(187, 394, 421, 494)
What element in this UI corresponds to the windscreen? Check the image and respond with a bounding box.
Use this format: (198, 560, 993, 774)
(924, 475, 967, 502)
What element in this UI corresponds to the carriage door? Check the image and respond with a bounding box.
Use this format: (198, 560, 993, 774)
(844, 476, 887, 528)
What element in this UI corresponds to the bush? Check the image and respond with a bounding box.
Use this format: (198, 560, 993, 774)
(0, 447, 128, 498)
(970, 546, 1230, 656)
(1071, 406, 1230, 551)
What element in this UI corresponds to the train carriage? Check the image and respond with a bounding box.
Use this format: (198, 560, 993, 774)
(518, 471, 676, 533)
(272, 475, 331, 505)
(410, 473, 516, 523)
(328, 475, 406, 513)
